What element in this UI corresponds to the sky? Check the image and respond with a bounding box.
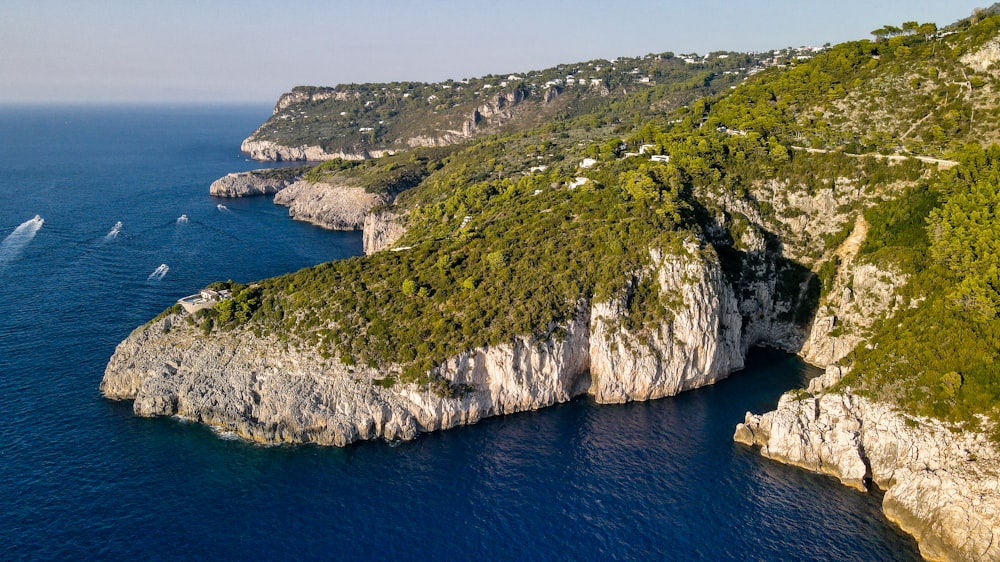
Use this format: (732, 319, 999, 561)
(0, 0, 990, 104)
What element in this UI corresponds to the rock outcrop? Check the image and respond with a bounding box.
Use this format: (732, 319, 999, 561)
(209, 170, 299, 197)
(735, 392, 1000, 562)
(240, 139, 391, 162)
(962, 36, 1000, 74)
(272, 180, 388, 231)
(243, 88, 535, 162)
(799, 215, 909, 367)
(588, 247, 745, 403)
(728, 202, 1000, 560)
(101, 315, 419, 446)
(103, 240, 807, 447)
(272, 89, 356, 114)
(362, 209, 406, 254)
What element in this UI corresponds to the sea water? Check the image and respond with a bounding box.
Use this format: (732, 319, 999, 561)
(0, 106, 920, 561)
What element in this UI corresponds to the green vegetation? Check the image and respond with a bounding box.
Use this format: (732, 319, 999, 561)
(302, 146, 454, 195)
(249, 51, 771, 156)
(843, 145, 1000, 433)
(175, 9, 1000, 422)
(704, 13, 1000, 155)
(258, 166, 311, 182)
(250, 154, 696, 384)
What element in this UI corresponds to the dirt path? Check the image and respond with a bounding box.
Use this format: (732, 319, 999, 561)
(791, 146, 958, 170)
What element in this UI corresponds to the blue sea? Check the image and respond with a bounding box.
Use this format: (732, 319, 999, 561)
(0, 106, 920, 561)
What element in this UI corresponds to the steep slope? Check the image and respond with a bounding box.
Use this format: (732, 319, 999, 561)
(241, 51, 765, 161)
(103, 235, 806, 445)
(720, 13, 1000, 562)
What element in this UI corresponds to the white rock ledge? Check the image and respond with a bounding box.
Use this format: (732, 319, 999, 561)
(735, 392, 1000, 562)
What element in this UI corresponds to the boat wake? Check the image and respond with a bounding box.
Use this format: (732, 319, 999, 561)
(104, 221, 123, 240)
(147, 263, 169, 280)
(0, 215, 44, 270)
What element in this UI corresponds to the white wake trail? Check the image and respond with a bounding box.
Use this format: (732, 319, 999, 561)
(0, 215, 44, 269)
(105, 221, 123, 240)
(147, 263, 169, 280)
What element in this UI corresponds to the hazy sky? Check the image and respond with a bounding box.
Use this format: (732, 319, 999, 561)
(0, 0, 988, 104)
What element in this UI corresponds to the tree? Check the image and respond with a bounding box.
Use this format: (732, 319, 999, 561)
(622, 169, 660, 201)
(401, 279, 417, 296)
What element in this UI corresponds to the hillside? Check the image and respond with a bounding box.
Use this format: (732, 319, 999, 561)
(240, 50, 776, 160)
(107, 11, 1000, 561)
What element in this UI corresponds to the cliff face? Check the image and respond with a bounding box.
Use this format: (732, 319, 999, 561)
(209, 170, 299, 197)
(799, 215, 909, 366)
(240, 139, 392, 162)
(102, 241, 806, 447)
(206, 170, 407, 251)
(362, 209, 406, 254)
(101, 316, 420, 446)
(588, 247, 745, 403)
(243, 89, 536, 162)
(731, 209, 998, 561)
(735, 392, 1000, 562)
(272, 180, 388, 231)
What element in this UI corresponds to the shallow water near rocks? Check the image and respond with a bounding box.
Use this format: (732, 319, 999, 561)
(0, 106, 920, 560)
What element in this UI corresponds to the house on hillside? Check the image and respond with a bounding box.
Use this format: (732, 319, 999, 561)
(178, 289, 233, 314)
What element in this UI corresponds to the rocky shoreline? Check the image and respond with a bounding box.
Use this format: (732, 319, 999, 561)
(210, 169, 400, 254)
(209, 170, 299, 197)
(734, 387, 1000, 561)
(720, 201, 1000, 560)
(102, 241, 806, 446)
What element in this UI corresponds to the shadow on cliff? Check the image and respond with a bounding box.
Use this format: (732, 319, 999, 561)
(690, 196, 821, 355)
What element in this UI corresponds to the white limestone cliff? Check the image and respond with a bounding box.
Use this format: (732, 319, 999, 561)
(242, 88, 536, 162)
(362, 209, 406, 254)
(272, 180, 388, 231)
(209, 170, 299, 197)
(735, 393, 1000, 562)
(733, 212, 997, 561)
(102, 241, 802, 448)
(240, 139, 391, 163)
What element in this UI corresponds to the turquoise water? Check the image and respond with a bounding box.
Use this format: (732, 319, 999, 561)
(0, 106, 920, 560)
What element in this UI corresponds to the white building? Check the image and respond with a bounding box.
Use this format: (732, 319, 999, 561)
(177, 289, 233, 314)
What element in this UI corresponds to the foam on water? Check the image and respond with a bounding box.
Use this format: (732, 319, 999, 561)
(0, 215, 44, 270)
(147, 263, 169, 280)
(104, 221, 123, 240)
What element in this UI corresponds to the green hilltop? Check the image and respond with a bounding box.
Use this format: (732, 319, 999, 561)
(200, 11, 1000, 431)
(245, 50, 778, 156)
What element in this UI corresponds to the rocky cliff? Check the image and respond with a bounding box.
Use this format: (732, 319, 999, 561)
(240, 139, 392, 162)
(242, 88, 540, 162)
(272, 180, 389, 231)
(735, 392, 1000, 562)
(362, 209, 406, 254)
(730, 208, 997, 561)
(102, 240, 806, 447)
(209, 170, 299, 197)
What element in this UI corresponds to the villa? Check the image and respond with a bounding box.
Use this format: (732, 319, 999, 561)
(178, 288, 232, 314)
